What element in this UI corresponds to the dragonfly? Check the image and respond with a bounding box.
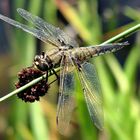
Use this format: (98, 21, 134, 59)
(0, 8, 129, 134)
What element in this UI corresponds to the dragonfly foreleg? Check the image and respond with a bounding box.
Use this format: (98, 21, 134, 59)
(51, 69, 59, 79)
(46, 70, 49, 82)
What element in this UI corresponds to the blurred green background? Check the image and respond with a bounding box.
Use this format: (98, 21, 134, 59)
(0, 0, 140, 140)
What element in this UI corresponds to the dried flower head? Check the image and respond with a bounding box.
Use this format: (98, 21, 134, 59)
(15, 67, 49, 102)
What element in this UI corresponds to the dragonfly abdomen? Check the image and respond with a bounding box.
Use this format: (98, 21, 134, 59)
(93, 42, 129, 56)
(72, 47, 96, 62)
(72, 42, 129, 61)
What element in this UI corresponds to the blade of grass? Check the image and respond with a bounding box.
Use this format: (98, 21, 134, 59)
(55, 0, 93, 43)
(30, 103, 50, 140)
(124, 7, 140, 21)
(124, 42, 140, 82)
(105, 55, 129, 93)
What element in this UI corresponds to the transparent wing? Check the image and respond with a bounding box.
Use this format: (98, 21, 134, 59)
(76, 61, 103, 130)
(0, 14, 60, 47)
(17, 8, 78, 48)
(57, 55, 76, 135)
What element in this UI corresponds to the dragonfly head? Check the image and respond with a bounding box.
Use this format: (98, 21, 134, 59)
(34, 54, 49, 71)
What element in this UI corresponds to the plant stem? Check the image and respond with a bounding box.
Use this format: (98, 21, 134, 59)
(0, 74, 46, 102)
(101, 23, 140, 45)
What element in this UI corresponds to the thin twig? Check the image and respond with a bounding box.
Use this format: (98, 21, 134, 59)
(101, 23, 140, 45)
(0, 68, 60, 102)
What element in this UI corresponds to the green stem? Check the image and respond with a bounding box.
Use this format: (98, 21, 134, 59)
(101, 23, 140, 45)
(0, 74, 46, 102)
(0, 23, 140, 102)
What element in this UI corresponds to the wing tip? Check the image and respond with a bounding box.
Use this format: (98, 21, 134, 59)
(56, 118, 69, 135)
(94, 120, 104, 131)
(17, 8, 22, 12)
(17, 8, 26, 14)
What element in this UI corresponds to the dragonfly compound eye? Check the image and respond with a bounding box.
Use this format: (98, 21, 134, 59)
(34, 55, 49, 71)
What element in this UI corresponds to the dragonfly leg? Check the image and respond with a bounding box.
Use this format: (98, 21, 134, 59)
(72, 57, 82, 71)
(46, 70, 48, 82)
(45, 69, 58, 82)
(51, 69, 59, 79)
(41, 51, 45, 58)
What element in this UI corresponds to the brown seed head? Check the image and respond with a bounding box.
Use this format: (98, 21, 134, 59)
(15, 67, 49, 102)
